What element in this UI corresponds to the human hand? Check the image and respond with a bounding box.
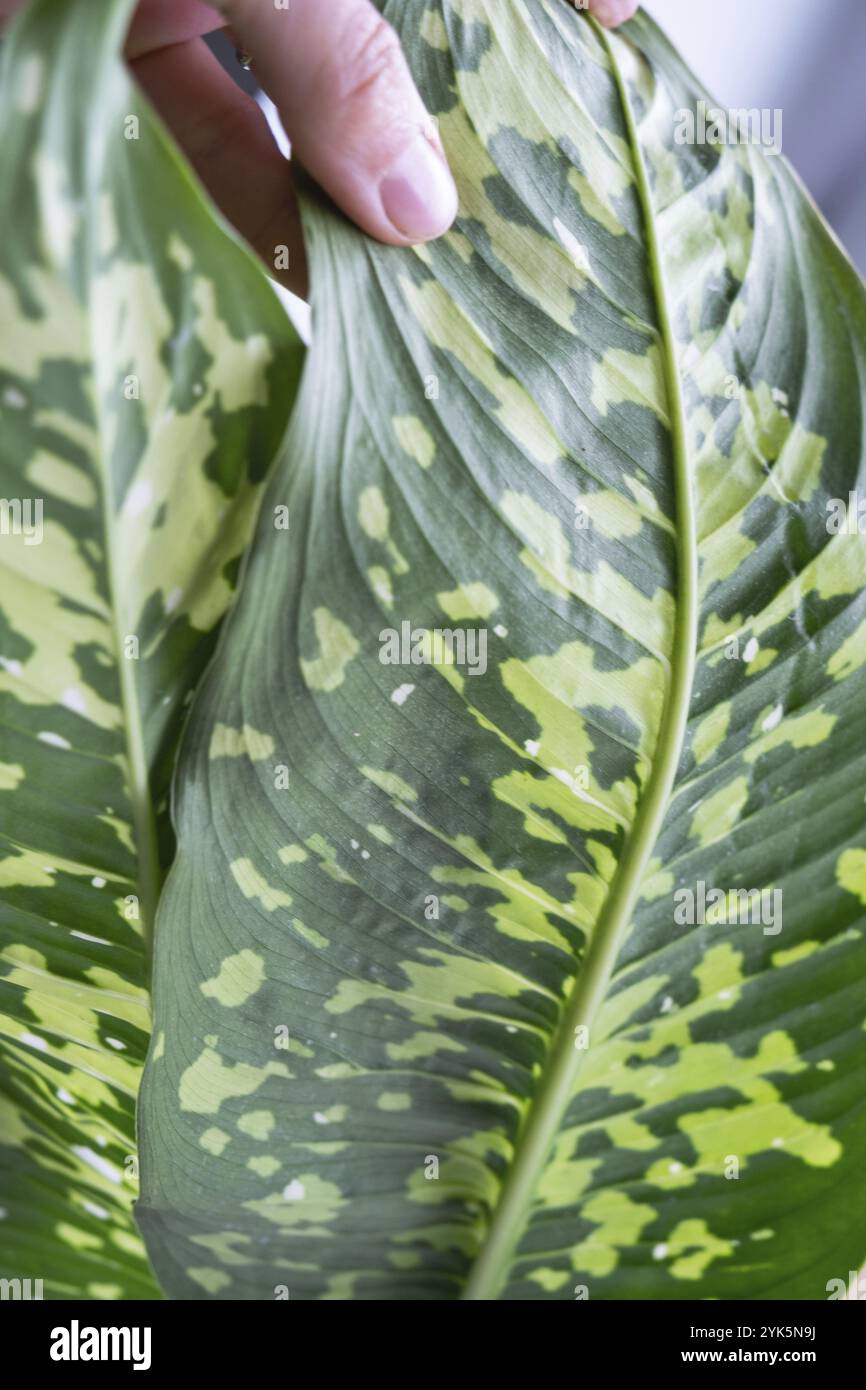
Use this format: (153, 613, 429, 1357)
(0, 0, 640, 297)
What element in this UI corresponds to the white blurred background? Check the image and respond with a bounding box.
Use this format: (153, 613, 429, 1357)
(644, 0, 866, 273)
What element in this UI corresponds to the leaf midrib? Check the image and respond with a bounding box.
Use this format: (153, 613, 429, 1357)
(85, 1, 162, 963)
(461, 17, 698, 1301)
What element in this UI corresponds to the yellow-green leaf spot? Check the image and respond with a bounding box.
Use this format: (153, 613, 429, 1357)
(419, 7, 449, 51)
(389, 1251, 423, 1271)
(26, 453, 96, 508)
(393, 414, 436, 470)
(357, 485, 409, 573)
(676, 1030, 842, 1172)
(314, 1105, 347, 1125)
(247, 1156, 281, 1178)
(437, 582, 498, 621)
(0, 763, 25, 791)
(0, 853, 56, 888)
(237, 1110, 275, 1141)
(243, 1175, 346, 1227)
(640, 859, 675, 903)
(188, 279, 273, 410)
(745, 646, 778, 677)
(291, 918, 329, 950)
(300, 607, 359, 693)
(400, 276, 562, 469)
(230, 858, 291, 911)
(689, 775, 749, 847)
(358, 485, 390, 542)
(570, 1190, 656, 1277)
(744, 708, 836, 764)
(188, 1233, 257, 1267)
(199, 1128, 231, 1156)
(572, 488, 644, 541)
(591, 343, 669, 426)
(772, 941, 820, 968)
(179, 1047, 290, 1115)
(827, 618, 866, 682)
(692, 704, 730, 765)
(386, 1031, 466, 1062)
(277, 844, 308, 865)
(200, 950, 265, 1008)
(188, 1268, 232, 1294)
(837, 848, 866, 905)
(56, 1223, 103, 1252)
(325, 948, 526, 1023)
(367, 824, 394, 846)
(377, 1092, 411, 1112)
(501, 491, 673, 655)
(666, 1219, 735, 1281)
(692, 942, 744, 1003)
(528, 1267, 572, 1292)
(209, 724, 275, 761)
(360, 766, 417, 803)
(305, 834, 356, 884)
(368, 565, 394, 607)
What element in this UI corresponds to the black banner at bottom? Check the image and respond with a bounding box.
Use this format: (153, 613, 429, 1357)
(2, 1296, 861, 1374)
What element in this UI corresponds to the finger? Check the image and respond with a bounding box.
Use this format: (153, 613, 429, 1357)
(125, 0, 224, 58)
(132, 37, 307, 296)
(587, 0, 640, 27)
(212, 0, 458, 246)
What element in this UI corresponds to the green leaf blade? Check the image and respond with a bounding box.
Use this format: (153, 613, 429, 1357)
(137, 0, 866, 1301)
(0, 0, 301, 1297)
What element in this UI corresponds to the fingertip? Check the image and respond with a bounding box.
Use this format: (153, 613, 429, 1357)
(378, 132, 459, 243)
(589, 0, 640, 28)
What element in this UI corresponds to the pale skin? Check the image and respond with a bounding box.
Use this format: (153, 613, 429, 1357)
(1, 0, 640, 296)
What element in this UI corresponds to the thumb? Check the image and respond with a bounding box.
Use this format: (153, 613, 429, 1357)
(588, 0, 640, 27)
(214, 0, 458, 245)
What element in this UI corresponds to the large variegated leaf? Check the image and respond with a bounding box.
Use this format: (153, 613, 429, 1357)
(134, 0, 866, 1300)
(0, 0, 301, 1297)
